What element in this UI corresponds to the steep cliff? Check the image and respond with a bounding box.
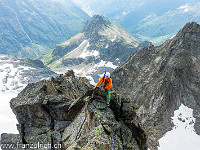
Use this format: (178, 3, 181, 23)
(2, 70, 147, 150)
(112, 22, 200, 149)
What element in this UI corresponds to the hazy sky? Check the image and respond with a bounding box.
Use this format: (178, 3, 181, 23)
(71, 0, 115, 16)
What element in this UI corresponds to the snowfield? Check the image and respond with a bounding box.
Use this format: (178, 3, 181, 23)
(158, 104, 200, 150)
(0, 63, 35, 93)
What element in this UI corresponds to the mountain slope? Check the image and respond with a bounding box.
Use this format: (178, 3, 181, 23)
(42, 15, 150, 83)
(0, 0, 90, 58)
(111, 22, 200, 149)
(116, 0, 200, 45)
(73, 0, 200, 45)
(132, 1, 200, 45)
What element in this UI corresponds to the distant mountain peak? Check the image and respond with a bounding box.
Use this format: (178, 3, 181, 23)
(82, 15, 111, 37)
(42, 15, 151, 79)
(168, 22, 200, 54)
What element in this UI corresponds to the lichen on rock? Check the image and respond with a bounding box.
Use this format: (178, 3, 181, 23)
(4, 70, 147, 150)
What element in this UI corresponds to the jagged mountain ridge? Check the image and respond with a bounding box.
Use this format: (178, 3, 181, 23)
(1, 71, 147, 150)
(111, 22, 200, 149)
(42, 15, 150, 82)
(0, 0, 90, 58)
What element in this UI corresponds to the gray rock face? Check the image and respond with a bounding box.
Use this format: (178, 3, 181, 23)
(82, 15, 111, 38)
(4, 70, 147, 150)
(112, 22, 200, 149)
(1, 133, 23, 150)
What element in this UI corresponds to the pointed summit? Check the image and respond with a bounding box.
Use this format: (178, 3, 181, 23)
(172, 22, 200, 43)
(42, 15, 151, 78)
(165, 21, 200, 56)
(112, 22, 200, 149)
(179, 22, 200, 34)
(82, 15, 111, 37)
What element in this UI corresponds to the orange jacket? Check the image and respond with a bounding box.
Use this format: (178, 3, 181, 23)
(96, 76, 112, 90)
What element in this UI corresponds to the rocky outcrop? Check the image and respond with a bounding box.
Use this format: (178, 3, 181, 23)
(6, 70, 147, 150)
(82, 15, 111, 39)
(112, 22, 200, 149)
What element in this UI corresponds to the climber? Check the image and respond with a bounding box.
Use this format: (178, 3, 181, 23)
(94, 72, 112, 105)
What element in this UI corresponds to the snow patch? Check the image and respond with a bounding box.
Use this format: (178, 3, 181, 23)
(111, 39, 115, 42)
(158, 104, 200, 150)
(98, 73, 105, 78)
(62, 40, 99, 59)
(85, 75, 96, 85)
(170, 35, 176, 39)
(65, 40, 88, 58)
(79, 42, 99, 58)
(95, 60, 117, 69)
(0, 64, 35, 92)
(72, 64, 97, 78)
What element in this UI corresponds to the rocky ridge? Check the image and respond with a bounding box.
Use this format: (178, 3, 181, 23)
(112, 22, 200, 149)
(1, 70, 147, 150)
(42, 15, 151, 80)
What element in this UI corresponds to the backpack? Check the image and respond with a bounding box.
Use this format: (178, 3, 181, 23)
(102, 71, 111, 87)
